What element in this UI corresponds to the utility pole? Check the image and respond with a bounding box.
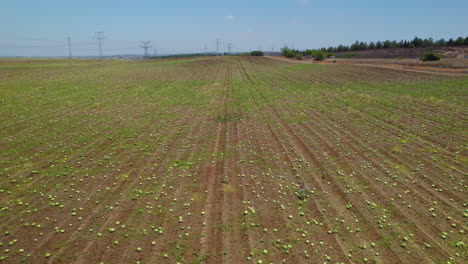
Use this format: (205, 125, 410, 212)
(94, 32, 104, 59)
(140, 41, 152, 58)
(67, 37, 72, 59)
(154, 49, 157, 56)
(226, 43, 232, 55)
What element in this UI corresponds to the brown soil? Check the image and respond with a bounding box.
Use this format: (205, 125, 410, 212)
(0, 56, 466, 264)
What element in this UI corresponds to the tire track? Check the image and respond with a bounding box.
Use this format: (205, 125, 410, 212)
(199, 58, 230, 263)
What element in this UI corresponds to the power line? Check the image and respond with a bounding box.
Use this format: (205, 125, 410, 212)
(154, 48, 157, 56)
(94, 32, 104, 59)
(226, 43, 232, 54)
(140, 41, 152, 57)
(67, 37, 72, 59)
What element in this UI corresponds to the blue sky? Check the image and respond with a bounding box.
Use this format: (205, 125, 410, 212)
(1, 0, 467, 56)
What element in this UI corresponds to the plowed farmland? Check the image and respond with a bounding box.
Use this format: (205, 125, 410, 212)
(0, 56, 467, 264)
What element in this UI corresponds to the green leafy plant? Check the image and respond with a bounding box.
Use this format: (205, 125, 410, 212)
(314, 51, 325, 61)
(250, 51, 264, 56)
(421, 51, 441, 61)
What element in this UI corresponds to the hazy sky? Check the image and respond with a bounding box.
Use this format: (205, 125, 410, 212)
(1, 0, 467, 56)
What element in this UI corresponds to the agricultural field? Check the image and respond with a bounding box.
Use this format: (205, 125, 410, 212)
(0, 56, 467, 264)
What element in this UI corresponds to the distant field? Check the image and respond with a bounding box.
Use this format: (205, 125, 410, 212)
(331, 57, 468, 69)
(0, 57, 467, 264)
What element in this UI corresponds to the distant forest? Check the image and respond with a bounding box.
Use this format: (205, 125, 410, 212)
(321, 36, 468, 53)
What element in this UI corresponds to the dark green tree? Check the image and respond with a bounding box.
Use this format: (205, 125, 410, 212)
(412, 37, 423, 47)
(383, 40, 391, 48)
(455, 37, 464, 46)
(447, 38, 454, 46)
(435, 38, 446, 46)
(358, 41, 368, 50)
(426, 37, 434, 46)
(350, 40, 360, 51)
(376, 41, 383, 49)
(398, 40, 405, 48)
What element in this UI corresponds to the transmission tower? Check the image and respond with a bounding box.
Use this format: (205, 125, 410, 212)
(154, 49, 157, 56)
(94, 32, 104, 59)
(226, 43, 232, 54)
(204, 44, 208, 55)
(216, 39, 221, 56)
(67, 37, 72, 59)
(140, 41, 152, 57)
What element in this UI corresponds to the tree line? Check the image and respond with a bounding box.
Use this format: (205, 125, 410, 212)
(322, 36, 468, 53)
(281, 47, 330, 60)
(280, 36, 468, 60)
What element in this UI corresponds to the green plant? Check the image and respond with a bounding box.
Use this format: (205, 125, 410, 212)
(294, 186, 310, 200)
(314, 51, 325, 61)
(250, 51, 264, 56)
(281, 46, 291, 56)
(304, 49, 314, 57)
(281, 46, 298, 58)
(341, 53, 356, 58)
(421, 51, 440, 61)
